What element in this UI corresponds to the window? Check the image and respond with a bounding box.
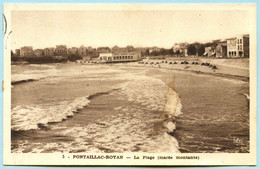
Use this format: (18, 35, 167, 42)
(234, 52, 236, 56)
(131, 56, 133, 59)
(240, 39, 242, 43)
(240, 45, 242, 50)
(237, 39, 240, 44)
(238, 46, 239, 50)
(128, 56, 130, 59)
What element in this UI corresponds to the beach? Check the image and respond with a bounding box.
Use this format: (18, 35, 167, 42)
(11, 59, 249, 153)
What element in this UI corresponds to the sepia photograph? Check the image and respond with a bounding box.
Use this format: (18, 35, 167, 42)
(2, 3, 257, 166)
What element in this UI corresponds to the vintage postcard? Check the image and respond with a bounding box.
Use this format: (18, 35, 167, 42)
(3, 3, 257, 166)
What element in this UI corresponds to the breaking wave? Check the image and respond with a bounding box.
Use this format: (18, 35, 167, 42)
(11, 97, 90, 131)
(11, 69, 58, 85)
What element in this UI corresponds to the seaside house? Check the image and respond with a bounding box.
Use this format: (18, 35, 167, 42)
(55, 45, 67, 55)
(227, 34, 249, 58)
(34, 49, 44, 57)
(97, 47, 111, 54)
(112, 46, 121, 53)
(20, 46, 34, 57)
(44, 48, 55, 57)
(216, 40, 227, 58)
(78, 45, 87, 56)
(173, 43, 188, 57)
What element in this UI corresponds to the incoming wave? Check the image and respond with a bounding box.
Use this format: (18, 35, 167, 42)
(163, 87, 183, 134)
(11, 96, 91, 131)
(117, 73, 182, 152)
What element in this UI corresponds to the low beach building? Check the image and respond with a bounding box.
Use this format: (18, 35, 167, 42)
(99, 52, 141, 63)
(99, 53, 113, 62)
(20, 46, 34, 57)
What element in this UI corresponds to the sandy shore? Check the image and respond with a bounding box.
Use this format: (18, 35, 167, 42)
(112, 58, 249, 82)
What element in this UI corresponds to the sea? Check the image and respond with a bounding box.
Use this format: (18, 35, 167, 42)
(11, 63, 249, 153)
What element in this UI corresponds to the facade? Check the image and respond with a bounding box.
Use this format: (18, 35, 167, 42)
(227, 37, 238, 58)
(204, 46, 215, 57)
(227, 34, 249, 58)
(97, 47, 111, 54)
(112, 46, 121, 53)
(99, 52, 141, 63)
(55, 45, 67, 55)
(20, 46, 34, 57)
(112, 46, 137, 54)
(173, 43, 188, 57)
(44, 48, 55, 56)
(216, 40, 227, 58)
(99, 53, 113, 62)
(78, 45, 87, 56)
(34, 49, 44, 57)
(241, 34, 249, 58)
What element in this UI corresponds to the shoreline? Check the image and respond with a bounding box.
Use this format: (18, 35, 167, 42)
(107, 62, 249, 82)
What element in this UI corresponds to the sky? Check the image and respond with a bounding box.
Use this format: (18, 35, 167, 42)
(11, 10, 251, 50)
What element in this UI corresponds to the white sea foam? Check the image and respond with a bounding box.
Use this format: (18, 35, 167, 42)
(11, 96, 90, 131)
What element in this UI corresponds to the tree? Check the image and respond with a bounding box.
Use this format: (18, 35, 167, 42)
(176, 50, 180, 57)
(68, 54, 82, 61)
(197, 44, 205, 56)
(187, 44, 196, 55)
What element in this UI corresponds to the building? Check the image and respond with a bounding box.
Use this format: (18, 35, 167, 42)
(97, 47, 111, 54)
(227, 34, 249, 58)
(34, 49, 44, 57)
(239, 34, 249, 57)
(173, 43, 188, 57)
(112, 46, 136, 54)
(20, 46, 34, 57)
(226, 37, 237, 58)
(99, 51, 141, 63)
(216, 40, 227, 58)
(44, 48, 55, 56)
(112, 46, 121, 53)
(15, 49, 20, 57)
(99, 53, 113, 62)
(203, 46, 215, 57)
(55, 45, 67, 55)
(78, 45, 87, 56)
